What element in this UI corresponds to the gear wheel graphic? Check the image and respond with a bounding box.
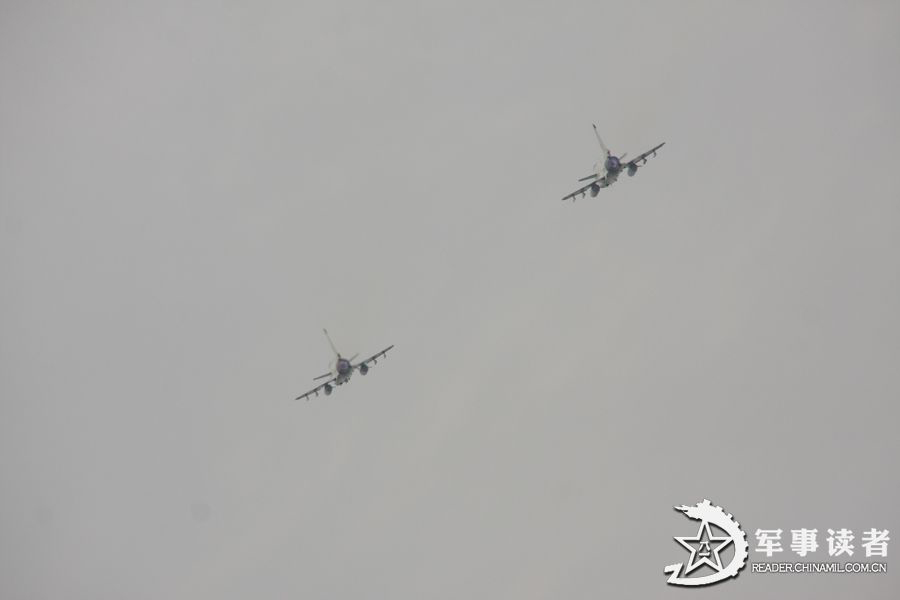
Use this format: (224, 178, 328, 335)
(664, 499, 748, 587)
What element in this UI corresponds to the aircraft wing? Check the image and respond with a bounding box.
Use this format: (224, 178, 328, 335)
(294, 377, 338, 401)
(625, 142, 666, 169)
(354, 345, 394, 370)
(561, 175, 610, 201)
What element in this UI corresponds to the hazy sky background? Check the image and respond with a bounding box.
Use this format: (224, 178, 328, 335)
(2, 1, 899, 598)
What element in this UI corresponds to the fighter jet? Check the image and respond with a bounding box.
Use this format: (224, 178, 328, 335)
(561, 124, 665, 201)
(294, 329, 393, 401)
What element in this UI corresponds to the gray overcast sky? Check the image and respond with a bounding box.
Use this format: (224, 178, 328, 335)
(2, 1, 899, 598)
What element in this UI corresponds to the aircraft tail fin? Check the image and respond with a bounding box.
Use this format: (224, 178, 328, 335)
(323, 328, 340, 358)
(592, 124, 610, 156)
